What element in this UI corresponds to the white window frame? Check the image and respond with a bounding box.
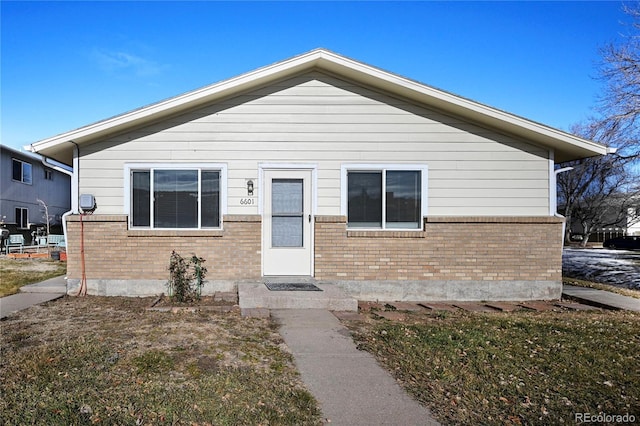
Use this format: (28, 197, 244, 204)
(341, 164, 428, 231)
(15, 207, 28, 229)
(12, 158, 32, 184)
(124, 163, 228, 230)
(257, 163, 318, 215)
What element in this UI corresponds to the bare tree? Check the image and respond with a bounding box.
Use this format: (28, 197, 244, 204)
(598, 3, 640, 150)
(557, 122, 639, 245)
(593, 2, 640, 168)
(37, 198, 52, 236)
(558, 159, 640, 246)
(558, 154, 639, 246)
(558, 4, 640, 245)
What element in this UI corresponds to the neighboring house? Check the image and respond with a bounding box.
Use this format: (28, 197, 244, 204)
(0, 144, 71, 241)
(628, 207, 640, 236)
(564, 197, 640, 243)
(27, 49, 609, 300)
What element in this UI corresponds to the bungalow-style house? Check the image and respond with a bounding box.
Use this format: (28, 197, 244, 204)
(1, 144, 71, 241)
(27, 49, 609, 301)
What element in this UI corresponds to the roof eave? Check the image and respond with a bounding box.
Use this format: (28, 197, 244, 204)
(27, 48, 609, 164)
(313, 52, 608, 162)
(27, 50, 328, 162)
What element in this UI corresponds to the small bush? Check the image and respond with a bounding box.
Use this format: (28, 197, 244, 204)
(167, 251, 208, 303)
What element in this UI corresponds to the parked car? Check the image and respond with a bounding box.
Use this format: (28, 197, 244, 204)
(603, 236, 640, 250)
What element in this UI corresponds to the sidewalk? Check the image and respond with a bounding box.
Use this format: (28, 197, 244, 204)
(0, 276, 66, 319)
(273, 309, 440, 425)
(562, 284, 640, 313)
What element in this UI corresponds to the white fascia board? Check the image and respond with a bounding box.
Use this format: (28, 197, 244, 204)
(28, 50, 327, 153)
(28, 48, 607, 161)
(4, 143, 44, 161)
(315, 51, 607, 159)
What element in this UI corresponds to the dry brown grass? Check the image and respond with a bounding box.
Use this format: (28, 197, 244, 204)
(0, 296, 322, 425)
(0, 258, 67, 297)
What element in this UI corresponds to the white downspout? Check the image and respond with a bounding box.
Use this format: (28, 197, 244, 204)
(30, 143, 79, 252)
(63, 145, 80, 253)
(553, 165, 574, 248)
(64, 144, 80, 251)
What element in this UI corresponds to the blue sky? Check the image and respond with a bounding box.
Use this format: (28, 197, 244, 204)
(1, 1, 631, 151)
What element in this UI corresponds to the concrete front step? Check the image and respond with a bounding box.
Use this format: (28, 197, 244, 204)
(238, 282, 358, 311)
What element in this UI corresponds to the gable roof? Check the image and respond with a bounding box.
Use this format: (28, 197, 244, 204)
(26, 48, 609, 165)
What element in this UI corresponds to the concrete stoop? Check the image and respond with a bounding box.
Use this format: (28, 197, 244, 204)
(238, 280, 358, 313)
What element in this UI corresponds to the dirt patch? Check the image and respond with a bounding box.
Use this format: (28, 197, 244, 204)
(7, 296, 255, 370)
(152, 293, 238, 307)
(1, 257, 63, 272)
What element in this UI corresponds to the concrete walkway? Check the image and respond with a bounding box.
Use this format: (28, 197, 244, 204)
(0, 276, 66, 319)
(273, 309, 440, 425)
(563, 284, 640, 312)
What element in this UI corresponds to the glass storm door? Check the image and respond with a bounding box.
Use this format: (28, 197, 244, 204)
(263, 170, 313, 276)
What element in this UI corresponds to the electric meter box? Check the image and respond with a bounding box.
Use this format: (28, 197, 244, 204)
(79, 194, 96, 211)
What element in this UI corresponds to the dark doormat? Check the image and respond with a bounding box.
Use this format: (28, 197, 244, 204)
(264, 282, 323, 291)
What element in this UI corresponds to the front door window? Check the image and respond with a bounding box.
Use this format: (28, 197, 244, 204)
(271, 179, 304, 247)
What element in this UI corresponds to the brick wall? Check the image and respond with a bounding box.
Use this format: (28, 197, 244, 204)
(64, 213, 563, 299)
(314, 215, 564, 282)
(65, 214, 261, 282)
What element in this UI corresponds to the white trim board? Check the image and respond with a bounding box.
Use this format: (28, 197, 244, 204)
(28, 49, 609, 165)
(258, 163, 318, 216)
(340, 163, 428, 230)
(123, 162, 228, 229)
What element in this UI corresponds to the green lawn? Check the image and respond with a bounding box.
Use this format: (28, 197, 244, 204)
(347, 308, 640, 425)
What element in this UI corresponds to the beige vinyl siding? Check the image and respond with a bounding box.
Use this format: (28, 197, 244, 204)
(79, 71, 550, 217)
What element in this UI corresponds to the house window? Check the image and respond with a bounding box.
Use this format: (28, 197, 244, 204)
(12, 159, 32, 184)
(15, 207, 28, 229)
(44, 169, 53, 180)
(130, 167, 222, 229)
(343, 165, 427, 230)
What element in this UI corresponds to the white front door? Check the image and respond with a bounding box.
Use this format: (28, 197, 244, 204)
(263, 169, 313, 276)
